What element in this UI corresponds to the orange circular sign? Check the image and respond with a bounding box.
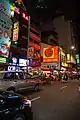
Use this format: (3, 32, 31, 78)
(45, 48, 53, 57)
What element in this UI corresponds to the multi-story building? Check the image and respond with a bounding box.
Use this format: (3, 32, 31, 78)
(28, 19, 41, 68)
(8, 0, 41, 71)
(53, 15, 76, 66)
(53, 15, 76, 53)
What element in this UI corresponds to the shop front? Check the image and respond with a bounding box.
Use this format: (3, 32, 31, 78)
(60, 47, 69, 71)
(66, 54, 76, 68)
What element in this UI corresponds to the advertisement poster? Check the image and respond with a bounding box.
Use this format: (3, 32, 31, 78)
(43, 46, 59, 63)
(28, 47, 34, 58)
(29, 59, 41, 67)
(0, 0, 12, 58)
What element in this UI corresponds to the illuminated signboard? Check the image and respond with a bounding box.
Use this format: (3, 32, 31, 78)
(43, 46, 59, 63)
(13, 22, 19, 41)
(29, 41, 40, 51)
(22, 13, 28, 21)
(0, 57, 6, 63)
(76, 54, 80, 64)
(19, 58, 29, 69)
(0, 0, 12, 58)
(14, 6, 20, 14)
(29, 59, 41, 67)
(14, 7, 29, 21)
(67, 54, 71, 63)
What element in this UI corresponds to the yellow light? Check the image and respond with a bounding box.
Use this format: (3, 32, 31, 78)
(62, 62, 68, 67)
(10, 4, 14, 11)
(18, 0, 22, 4)
(67, 54, 70, 61)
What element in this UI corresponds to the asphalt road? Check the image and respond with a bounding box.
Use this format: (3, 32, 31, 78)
(21, 80, 80, 120)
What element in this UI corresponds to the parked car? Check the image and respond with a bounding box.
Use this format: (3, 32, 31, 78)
(0, 71, 41, 92)
(0, 91, 32, 120)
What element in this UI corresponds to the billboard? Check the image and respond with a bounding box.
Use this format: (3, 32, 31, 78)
(0, 0, 12, 58)
(43, 46, 59, 63)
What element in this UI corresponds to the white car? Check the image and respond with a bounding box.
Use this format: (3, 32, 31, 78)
(0, 71, 41, 92)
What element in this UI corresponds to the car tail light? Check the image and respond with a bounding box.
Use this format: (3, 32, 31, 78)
(22, 97, 31, 107)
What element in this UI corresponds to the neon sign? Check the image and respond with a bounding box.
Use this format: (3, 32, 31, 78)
(22, 13, 28, 21)
(14, 7, 29, 21)
(14, 6, 20, 14)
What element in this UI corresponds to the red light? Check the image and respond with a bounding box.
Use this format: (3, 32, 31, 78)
(14, 7, 20, 14)
(29, 41, 40, 50)
(14, 6, 29, 21)
(22, 97, 31, 107)
(22, 13, 28, 21)
(30, 32, 40, 42)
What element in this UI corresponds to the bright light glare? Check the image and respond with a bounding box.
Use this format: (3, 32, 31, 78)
(11, 11, 14, 17)
(71, 46, 75, 50)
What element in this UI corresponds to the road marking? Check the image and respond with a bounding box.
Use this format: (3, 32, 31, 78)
(31, 96, 40, 102)
(61, 86, 67, 90)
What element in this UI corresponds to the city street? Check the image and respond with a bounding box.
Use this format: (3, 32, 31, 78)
(21, 80, 80, 120)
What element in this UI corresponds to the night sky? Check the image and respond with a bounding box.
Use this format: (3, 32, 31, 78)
(23, 0, 80, 53)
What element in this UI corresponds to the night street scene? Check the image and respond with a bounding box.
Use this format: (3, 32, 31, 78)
(1, 0, 80, 120)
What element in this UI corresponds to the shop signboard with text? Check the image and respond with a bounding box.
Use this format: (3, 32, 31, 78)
(0, 0, 12, 58)
(43, 46, 59, 63)
(13, 22, 19, 41)
(29, 59, 41, 67)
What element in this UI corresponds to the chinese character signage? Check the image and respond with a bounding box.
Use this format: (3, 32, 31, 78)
(67, 54, 71, 63)
(43, 46, 59, 63)
(0, 0, 12, 58)
(28, 47, 34, 58)
(13, 22, 19, 41)
(76, 54, 80, 64)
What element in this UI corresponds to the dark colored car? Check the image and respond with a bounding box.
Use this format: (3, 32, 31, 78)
(0, 91, 32, 120)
